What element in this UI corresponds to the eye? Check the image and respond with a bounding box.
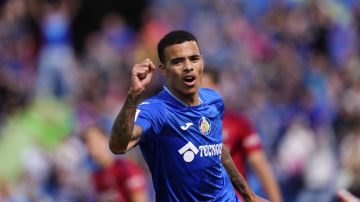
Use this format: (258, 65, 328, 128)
(190, 56, 200, 63)
(172, 60, 181, 65)
(171, 59, 183, 65)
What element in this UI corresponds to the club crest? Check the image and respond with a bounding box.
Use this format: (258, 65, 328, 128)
(199, 116, 211, 135)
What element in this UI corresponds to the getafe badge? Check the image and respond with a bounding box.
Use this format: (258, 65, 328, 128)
(199, 116, 211, 135)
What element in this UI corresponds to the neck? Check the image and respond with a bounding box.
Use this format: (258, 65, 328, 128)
(166, 86, 201, 106)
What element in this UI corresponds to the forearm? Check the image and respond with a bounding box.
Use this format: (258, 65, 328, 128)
(258, 170, 282, 202)
(221, 146, 255, 202)
(109, 92, 141, 154)
(131, 191, 148, 202)
(250, 152, 283, 202)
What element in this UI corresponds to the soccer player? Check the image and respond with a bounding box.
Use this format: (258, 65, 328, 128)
(82, 125, 148, 202)
(109, 30, 268, 202)
(202, 67, 283, 202)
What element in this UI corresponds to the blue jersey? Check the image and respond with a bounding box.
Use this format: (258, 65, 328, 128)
(135, 86, 241, 202)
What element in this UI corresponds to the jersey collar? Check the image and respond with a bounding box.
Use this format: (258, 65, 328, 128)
(163, 85, 202, 107)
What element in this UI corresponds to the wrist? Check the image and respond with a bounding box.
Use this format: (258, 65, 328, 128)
(242, 190, 256, 202)
(250, 193, 259, 202)
(127, 90, 142, 101)
(128, 88, 142, 96)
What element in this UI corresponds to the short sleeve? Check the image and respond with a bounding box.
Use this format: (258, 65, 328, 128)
(200, 88, 225, 120)
(240, 117, 262, 154)
(134, 101, 165, 137)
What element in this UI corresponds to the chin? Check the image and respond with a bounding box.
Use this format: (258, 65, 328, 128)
(184, 86, 199, 95)
(171, 83, 199, 96)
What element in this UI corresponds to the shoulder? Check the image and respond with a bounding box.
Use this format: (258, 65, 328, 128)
(199, 88, 223, 104)
(225, 110, 254, 127)
(136, 94, 168, 122)
(225, 110, 247, 122)
(115, 158, 142, 171)
(137, 95, 166, 111)
(114, 159, 146, 181)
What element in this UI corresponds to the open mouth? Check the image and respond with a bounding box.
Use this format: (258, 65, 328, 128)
(183, 76, 196, 86)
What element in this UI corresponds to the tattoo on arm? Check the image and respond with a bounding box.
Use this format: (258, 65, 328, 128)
(221, 145, 254, 202)
(109, 93, 141, 153)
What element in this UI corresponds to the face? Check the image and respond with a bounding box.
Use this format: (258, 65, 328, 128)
(160, 41, 204, 101)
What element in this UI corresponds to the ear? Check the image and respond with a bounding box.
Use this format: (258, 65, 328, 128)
(159, 64, 168, 76)
(200, 55, 204, 71)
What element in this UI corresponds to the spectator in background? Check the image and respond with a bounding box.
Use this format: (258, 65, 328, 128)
(337, 189, 360, 202)
(338, 114, 360, 198)
(81, 125, 148, 202)
(36, 0, 80, 98)
(202, 67, 283, 202)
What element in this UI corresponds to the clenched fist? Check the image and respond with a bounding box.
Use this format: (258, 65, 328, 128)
(129, 58, 156, 96)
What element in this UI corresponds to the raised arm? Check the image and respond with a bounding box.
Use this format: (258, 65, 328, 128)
(109, 58, 156, 154)
(221, 146, 269, 202)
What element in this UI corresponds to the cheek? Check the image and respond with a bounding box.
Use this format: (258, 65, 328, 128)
(198, 68, 203, 79)
(198, 74, 203, 82)
(168, 68, 182, 78)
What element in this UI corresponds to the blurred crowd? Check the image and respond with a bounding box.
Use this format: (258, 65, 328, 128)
(1, 0, 360, 202)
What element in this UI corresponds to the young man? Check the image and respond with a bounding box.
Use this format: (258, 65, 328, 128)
(82, 125, 148, 202)
(202, 67, 283, 202)
(109, 30, 268, 202)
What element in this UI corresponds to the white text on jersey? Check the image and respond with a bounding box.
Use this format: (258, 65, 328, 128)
(199, 144, 222, 157)
(178, 141, 222, 162)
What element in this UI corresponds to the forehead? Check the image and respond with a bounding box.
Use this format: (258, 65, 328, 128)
(163, 41, 200, 62)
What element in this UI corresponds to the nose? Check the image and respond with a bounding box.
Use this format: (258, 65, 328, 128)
(184, 59, 193, 72)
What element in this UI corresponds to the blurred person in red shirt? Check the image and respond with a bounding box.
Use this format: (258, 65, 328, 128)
(202, 67, 283, 202)
(81, 125, 148, 202)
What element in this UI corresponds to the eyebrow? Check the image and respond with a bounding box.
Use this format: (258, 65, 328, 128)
(170, 57, 185, 62)
(169, 54, 201, 62)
